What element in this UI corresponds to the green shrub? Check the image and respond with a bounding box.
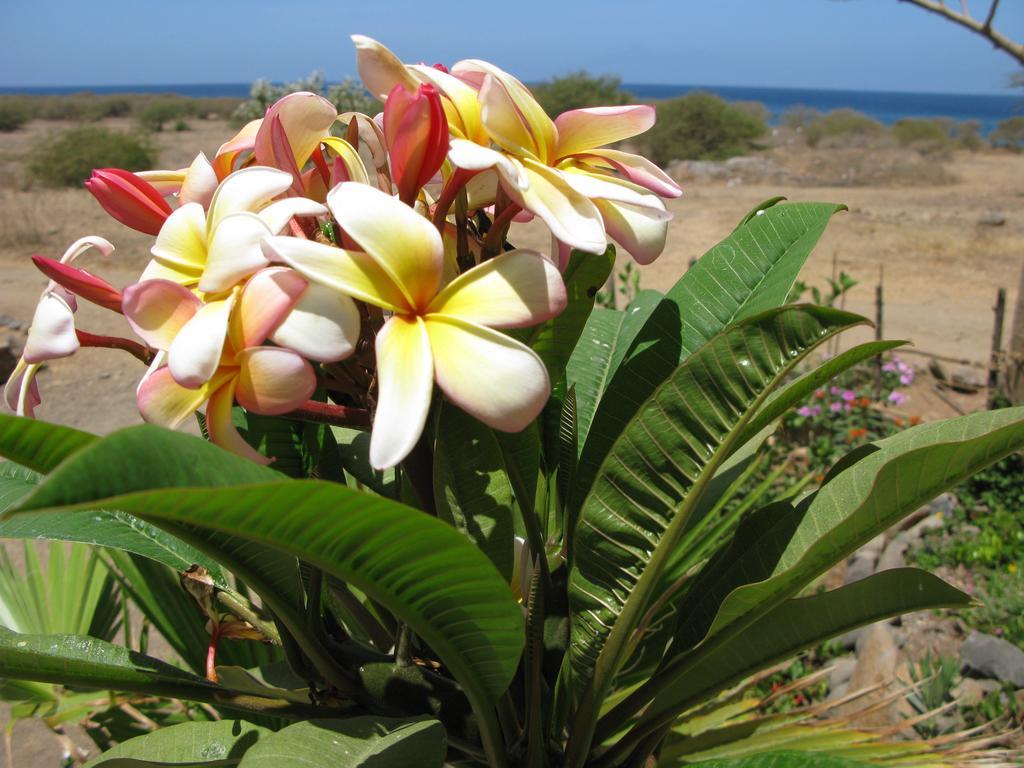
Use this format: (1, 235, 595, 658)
(137, 99, 194, 132)
(990, 116, 1024, 149)
(780, 104, 822, 131)
(26, 126, 157, 187)
(804, 108, 883, 147)
(0, 98, 32, 132)
(532, 71, 632, 118)
(638, 91, 766, 164)
(892, 117, 951, 148)
(231, 72, 379, 126)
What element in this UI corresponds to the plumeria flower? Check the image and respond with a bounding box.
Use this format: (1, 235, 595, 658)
(4, 237, 115, 416)
(133, 268, 350, 463)
(266, 182, 567, 470)
(351, 36, 681, 265)
(141, 166, 326, 291)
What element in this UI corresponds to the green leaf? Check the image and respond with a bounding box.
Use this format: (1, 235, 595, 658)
(235, 409, 327, 479)
(684, 752, 869, 768)
(524, 246, 615, 383)
(433, 402, 515, 579)
(732, 196, 788, 230)
(331, 426, 394, 496)
(10, 427, 525, 708)
(567, 306, 865, 696)
(85, 720, 271, 767)
(626, 406, 1024, 732)
(0, 461, 38, 510)
(0, 414, 96, 473)
(575, 202, 845, 511)
(636, 569, 969, 735)
(737, 340, 907, 447)
(237, 717, 445, 768)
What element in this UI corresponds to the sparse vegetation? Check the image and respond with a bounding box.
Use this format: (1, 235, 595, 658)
(532, 71, 632, 117)
(231, 71, 379, 125)
(638, 91, 767, 164)
(136, 99, 195, 132)
(990, 116, 1024, 149)
(804, 108, 884, 147)
(26, 126, 157, 187)
(0, 98, 32, 132)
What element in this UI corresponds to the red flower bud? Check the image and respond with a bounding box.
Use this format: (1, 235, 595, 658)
(31, 255, 123, 313)
(383, 83, 449, 205)
(85, 168, 172, 236)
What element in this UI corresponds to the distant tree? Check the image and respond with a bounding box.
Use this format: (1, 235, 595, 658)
(638, 91, 766, 164)
(532, 71, 632, 118)
(990, 116, 1024, 149)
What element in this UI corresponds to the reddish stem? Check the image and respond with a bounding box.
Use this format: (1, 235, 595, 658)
(431, 168, 476, 232)
(482, 201, 522, 259)
(205, 626, 220, 683)
(283, 400, 371, 429)
(76, 330, 154, 365)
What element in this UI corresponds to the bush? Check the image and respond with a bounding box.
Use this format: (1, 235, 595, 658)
(532, 71, 632, 118)
(804, 108, 883, 147)
(780, 104, 822, 131)
(892, 117, 951, 148)
(990, 116, 1024, 149)
(26, 126, 156, 187)
(231, 72, 379, 126)
(638, 91, 766, 164)
(137, 99, 194, 132)
(0, 98, 32, 132)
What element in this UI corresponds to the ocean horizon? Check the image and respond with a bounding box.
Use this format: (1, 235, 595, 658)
(1, 81, 1020, 134)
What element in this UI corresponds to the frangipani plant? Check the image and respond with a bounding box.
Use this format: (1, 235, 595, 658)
(0, 35, 1021, 768)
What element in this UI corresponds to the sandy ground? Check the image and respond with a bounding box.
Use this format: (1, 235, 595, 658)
(0, 117, 1022, 762)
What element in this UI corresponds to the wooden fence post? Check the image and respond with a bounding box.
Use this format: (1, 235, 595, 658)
(1007, 262, 1024, 404)
(988, 288, 1006, 408)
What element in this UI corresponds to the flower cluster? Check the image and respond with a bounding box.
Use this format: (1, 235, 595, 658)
(4, 36, 681, 470)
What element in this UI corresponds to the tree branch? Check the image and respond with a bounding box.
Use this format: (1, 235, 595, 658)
(900, 0, 1024, 66)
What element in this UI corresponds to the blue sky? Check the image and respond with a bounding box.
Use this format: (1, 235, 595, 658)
(1, 0, 1021, 94)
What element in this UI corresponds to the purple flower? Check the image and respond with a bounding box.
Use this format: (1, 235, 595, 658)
(797, 406, 814, 418)
(888, 390, 907, 405)
(829, 401, 844, 413)
(829, 386, 841, 396)
(900, 372, 914, 386)
(810, 405, 822, 417)
(841, 389, 856, 402)
(882, 361, 897, 372)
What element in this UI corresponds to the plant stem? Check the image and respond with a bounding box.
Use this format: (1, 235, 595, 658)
(76, 330, 154, 365)
(216, 590, 281, 645)
(284, 400, 370, 429)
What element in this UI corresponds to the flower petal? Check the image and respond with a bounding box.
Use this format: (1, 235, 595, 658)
(321, 137, 371, 185)
(351, 34, 420, 100)
(207, 167, 293, 232)
(448, 139, 527, 189)
(270, 281, 360, 362)
(167, 296, 235, 388)
(122, 279, 202, 350)
(371, 315, 434, 470)
(477, 74, 542, 160)
(232, 267, 307, 350)
(264, 236, 408, 312)
(255, 92, 337, 171)
(150, 203, 207, 278)
(327, 182, 443, 311)
(205, 378, 270, 465)
(576, 148, 682, 199)
(559, 166, 671, 213)
(214, 119, 261, 179)
(596, 199, 669, 266)
(4, 360, 41, 417)
(257, 197, 328, 234)
(235, 346, 316, 416)
(554, 105, 655, 159)
(179, 152, 219, 208)
(199, 212, 273, 294)
(426, 314, 549, 432)
(137, 366, 229, 429)
(427, 249, 566, 328)
(506, 160, 607, 255)
(410, 64, 486, 143)
(23, 292, 79, 363)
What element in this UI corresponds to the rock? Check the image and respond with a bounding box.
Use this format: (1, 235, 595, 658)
(877, 534, 909, 572)
(960, 631, 1024, 687)
(951, 678, 1001, 706)
(837, 624, 913, 728)
(950, 368, 984, 393)
(826, 682, 849, 703)
(898, 505, 932, 532)
(906, 512, 946, 542)
(836, 627, 863, 650)
(977, 211, 1006, 227)
(929, 358, 949, 382)
(0, 338, 21, 382)
(829, 657, 857, 690)
(844, 553, 876, 585)
(929, 493, 956, 517)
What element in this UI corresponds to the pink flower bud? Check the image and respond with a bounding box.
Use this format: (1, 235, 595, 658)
(85, 168, 172, 236)
(32, 255, 123, 313)
(383, 83, 449, 205)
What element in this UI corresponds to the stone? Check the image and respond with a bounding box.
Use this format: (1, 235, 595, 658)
(928, 493, 956, 517)
(836, 623, 913, 728)
(876, 534, 909, 572)
(950, 368, 984, 393)
(960, 631, 1024, 688)
(906, 512, 947, 542)
(836, 627, 863, 650)
(828, 657, 857, 690)
(976, 211, 1006, 227)
(844, 533, 886, 585)
(951, 678, 1001, 706)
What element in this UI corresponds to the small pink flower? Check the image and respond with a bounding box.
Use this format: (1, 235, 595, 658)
(888, 390, 907, 405)
(829, 401, 844, 413)
(841, 389, 856, 402)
